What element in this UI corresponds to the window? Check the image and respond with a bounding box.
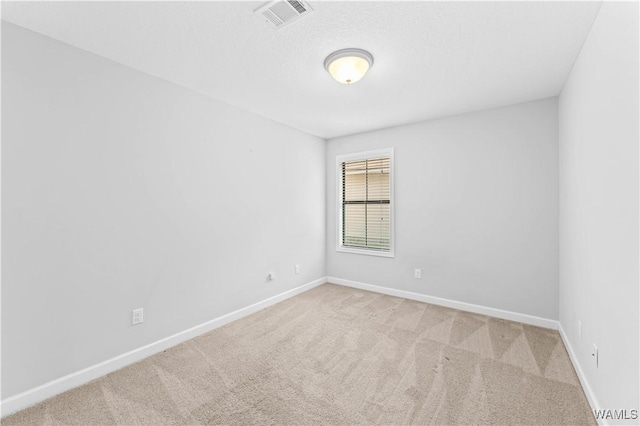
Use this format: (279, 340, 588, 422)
(337, 149, 394, 257)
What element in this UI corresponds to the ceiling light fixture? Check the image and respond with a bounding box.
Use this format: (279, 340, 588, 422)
(324, 48, 374, 85)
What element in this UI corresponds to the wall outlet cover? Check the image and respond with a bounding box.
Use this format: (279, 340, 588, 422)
(132, 308, 144, 325)
(578, 320, 582, 340)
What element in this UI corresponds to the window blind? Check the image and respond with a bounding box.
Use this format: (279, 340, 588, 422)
(341, 157, 391, 251)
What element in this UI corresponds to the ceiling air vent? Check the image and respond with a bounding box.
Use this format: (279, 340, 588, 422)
(255, 0, 314, 29)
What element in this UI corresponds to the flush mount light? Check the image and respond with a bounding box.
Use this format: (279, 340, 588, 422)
(324, 48, 374, 85)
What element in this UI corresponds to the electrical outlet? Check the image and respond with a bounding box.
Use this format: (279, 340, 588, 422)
(578, 320, 582, 341)
(295, 264, 300, 274)
(592, 344, 598, 368)
(132, 308, 143, 325)
(414, 269, 422, 279)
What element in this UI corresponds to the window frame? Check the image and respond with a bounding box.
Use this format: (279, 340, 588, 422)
(336, 148, 395, 258)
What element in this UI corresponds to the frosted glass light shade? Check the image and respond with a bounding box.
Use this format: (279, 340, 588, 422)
(324, 48, 374, 85)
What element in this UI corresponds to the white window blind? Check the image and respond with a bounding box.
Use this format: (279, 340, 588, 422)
(341, 156, 391, 252)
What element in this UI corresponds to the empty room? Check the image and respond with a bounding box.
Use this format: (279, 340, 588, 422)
(1, 1, 638, 425)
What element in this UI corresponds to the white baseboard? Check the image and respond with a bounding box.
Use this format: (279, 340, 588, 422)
(328, 277, 559, 330)
(558, 324, 602, 425)
(0, 276, 327, 418)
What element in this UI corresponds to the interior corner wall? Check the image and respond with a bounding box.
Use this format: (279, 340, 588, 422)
(558, 1, 639, 416)
(1, 22, 326, 399)
(326, 98, 559, 320)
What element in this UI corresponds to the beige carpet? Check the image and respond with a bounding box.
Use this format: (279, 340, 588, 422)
(3, 283, 595, 425)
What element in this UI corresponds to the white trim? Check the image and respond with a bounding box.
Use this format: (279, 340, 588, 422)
(328, 277, 559, 330)
(0, 277, 327, 418)
(336, 246, 394, 258)
(336, 148, 395, 258)
(558, 324, 602, 425)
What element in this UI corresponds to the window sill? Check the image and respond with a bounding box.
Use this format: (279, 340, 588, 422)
(336, 246, 395, 258)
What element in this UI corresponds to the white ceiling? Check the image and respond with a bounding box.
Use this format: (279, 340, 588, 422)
(2, 1, 602, 139)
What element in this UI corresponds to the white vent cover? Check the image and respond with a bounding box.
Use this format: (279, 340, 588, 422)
(255, 0, 314, 29)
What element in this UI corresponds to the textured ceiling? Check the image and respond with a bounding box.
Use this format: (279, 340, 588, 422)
(2, 1, 602, 139)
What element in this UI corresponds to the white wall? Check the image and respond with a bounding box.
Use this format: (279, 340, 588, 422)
(558, 1, 639, 419)
(326, 98, 559, 320)
(1, 22, 326, 399)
